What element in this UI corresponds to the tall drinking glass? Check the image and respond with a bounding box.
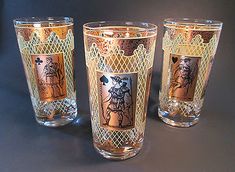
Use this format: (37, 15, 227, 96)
(158, 18, 222, 127)
(83, 21, 157, 159)
(14, 17, 77, 127)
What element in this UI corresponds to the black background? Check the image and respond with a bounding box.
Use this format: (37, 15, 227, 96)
(0, 0, 235, 172)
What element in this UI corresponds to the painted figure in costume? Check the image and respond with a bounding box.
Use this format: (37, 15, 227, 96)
(170, 57, 198, 97)
(41, 56, 64, 97)
(103, 76, 132, 127)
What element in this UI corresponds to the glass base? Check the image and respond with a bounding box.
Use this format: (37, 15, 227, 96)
(158, 108, 199, 127)
(36, 112, 77, 127)
(94, 143, 142, 160)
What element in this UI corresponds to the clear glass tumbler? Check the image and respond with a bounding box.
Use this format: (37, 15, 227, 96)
(14, 17, 77, 127)
(158, 18, 222, 127)
(83, 21, 157, 159)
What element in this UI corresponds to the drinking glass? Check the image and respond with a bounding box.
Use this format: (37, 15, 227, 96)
(158, 18, 222, 127)
(14, 17, 77, 127)
(83, 21, 157, 159)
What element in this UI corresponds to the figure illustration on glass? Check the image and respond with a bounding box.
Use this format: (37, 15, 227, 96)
(32, 54, 67, 101)
(41, 56, 65, 97)
(97, 72, 137, 130)
(169, 55, 200, 101)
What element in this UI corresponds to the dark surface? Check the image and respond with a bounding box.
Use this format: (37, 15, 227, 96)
(0, 0, 235, 171)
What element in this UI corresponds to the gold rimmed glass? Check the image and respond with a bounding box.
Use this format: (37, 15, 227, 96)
(158, 18, 222, 127)
(14, 17, 77, 127)
(83, 21, 157, 159)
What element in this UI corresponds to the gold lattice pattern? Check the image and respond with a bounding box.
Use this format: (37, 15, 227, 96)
(17, 30, 76, 115)
(86, 43, 155, 148)
(160, 31, 218, 116)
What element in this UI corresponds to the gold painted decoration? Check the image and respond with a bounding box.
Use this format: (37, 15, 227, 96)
(85, 42, 155, 148)
(16, 29, 75, 104)
(160, 30, 219, 116)
(143, 67, 152, 121)
(84, 27, 155, 56)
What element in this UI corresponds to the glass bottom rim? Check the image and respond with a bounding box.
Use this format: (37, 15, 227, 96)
(158, 108, 199, 128)
(35, 113, 77, 127)
(93, 143, 142, 160)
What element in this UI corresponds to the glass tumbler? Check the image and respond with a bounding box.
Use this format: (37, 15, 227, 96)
(14, 17, 77, 127)
(83, 21, 157, 159)
(158, 18, 222, 127)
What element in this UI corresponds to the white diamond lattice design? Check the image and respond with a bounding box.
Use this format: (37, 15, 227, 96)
(17, 30, 76, 116)
(86, 43, 155, 148)
(160, 31, 218, 116)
